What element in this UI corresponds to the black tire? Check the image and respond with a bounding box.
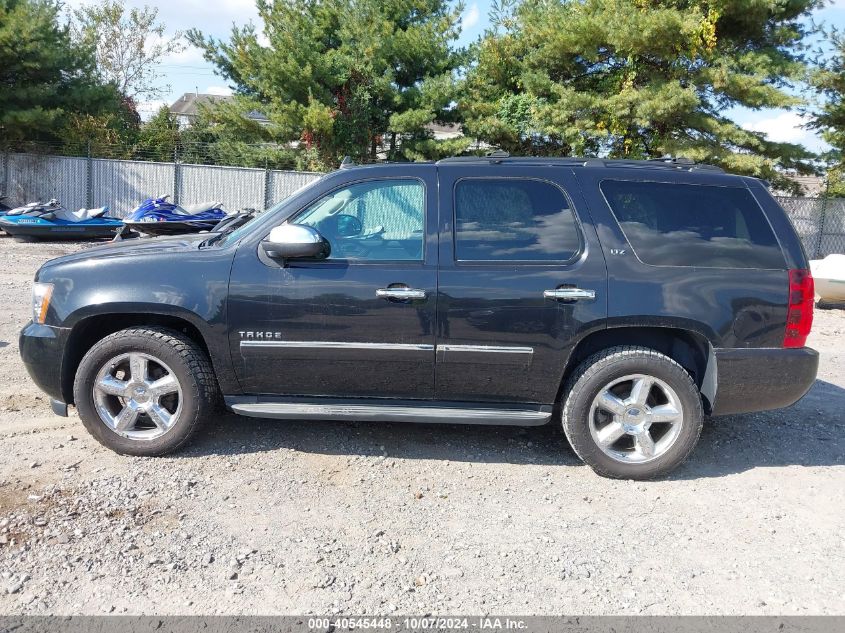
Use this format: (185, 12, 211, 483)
(561, 346, 703, 480)
(73, 327, 217, 456)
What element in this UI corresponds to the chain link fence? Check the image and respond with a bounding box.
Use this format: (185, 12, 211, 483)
(776, 196, 845, 260)
(2, 149, 844, 259)
(0, 150, 321, 218)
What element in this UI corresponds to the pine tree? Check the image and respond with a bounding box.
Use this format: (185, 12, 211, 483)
(188, 0, 466, 168)
(461, 0, 821, 191)
(809, 33, 845, 196)
(0, 0, 116, 142)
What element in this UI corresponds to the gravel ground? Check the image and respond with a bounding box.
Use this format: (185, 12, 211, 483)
(0, 236, 843, 616)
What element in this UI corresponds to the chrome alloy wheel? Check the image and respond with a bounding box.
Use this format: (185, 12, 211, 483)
(92, 352, 183, 440)
(588, 373, 684, 464)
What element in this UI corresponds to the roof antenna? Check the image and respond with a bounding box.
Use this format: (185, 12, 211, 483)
(340, 156, 355, 169)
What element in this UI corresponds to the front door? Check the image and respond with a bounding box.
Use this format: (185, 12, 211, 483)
(435, 164, 607, 404)
(227, 166, 438, 398)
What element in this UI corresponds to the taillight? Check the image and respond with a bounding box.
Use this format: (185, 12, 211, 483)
(783, 269, 814, 348)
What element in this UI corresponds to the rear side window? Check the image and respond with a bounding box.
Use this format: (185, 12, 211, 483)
(600, 180, 784, 269)
(454, 178, 580, 262)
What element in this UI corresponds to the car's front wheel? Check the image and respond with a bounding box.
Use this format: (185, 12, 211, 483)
(562, 346, 703, 479)
(73, 327, 217, 456)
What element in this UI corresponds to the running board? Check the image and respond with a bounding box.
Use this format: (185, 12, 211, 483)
(227, 399, 552, 426)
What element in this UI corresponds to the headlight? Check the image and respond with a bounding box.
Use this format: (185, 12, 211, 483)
(32, 282, 54, 324)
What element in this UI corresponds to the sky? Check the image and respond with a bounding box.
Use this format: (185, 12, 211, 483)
(65, 0, 845, 153)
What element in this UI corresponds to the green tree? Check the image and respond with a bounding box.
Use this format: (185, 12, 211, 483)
(135, 105, 181, 161)
(809, 32, 845, 196)
(187, 0, 467, 169)
(462, 0, 821, 191)
(59, 95, 141, 157)
(69, 0, 184, 102)
(180, 99, 299, 169)
(0, 0, 115, 142)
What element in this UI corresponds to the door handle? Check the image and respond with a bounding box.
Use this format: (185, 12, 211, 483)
(376, 287, 427, 301)
(543, 288, 596, 301)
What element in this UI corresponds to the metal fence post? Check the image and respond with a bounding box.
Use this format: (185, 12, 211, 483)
(86, 141, 94, 209)
(263, 164, 272, 210)
(815, 180, 830, 259)
(2, 149, 9, 197)
(172, 145, 180, 205)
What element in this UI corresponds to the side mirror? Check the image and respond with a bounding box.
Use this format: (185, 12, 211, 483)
(261, 224, 331, 260)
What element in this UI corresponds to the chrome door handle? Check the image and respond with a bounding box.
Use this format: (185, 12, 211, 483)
(376, 288, 427, 300)
(544, 288, 596, 301)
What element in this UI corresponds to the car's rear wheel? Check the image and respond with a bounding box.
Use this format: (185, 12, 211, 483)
(73, 327, 217, 456)
(562, 346, 703, 480)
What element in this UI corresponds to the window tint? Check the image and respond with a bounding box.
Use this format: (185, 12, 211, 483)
(600, 180, 784, 269)
(454, 179, 580, 261)
(295, 179, 424, 261)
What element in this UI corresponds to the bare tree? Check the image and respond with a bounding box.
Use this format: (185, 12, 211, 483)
(70, 0, 184, 101)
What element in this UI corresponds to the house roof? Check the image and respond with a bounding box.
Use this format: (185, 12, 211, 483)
(169, 93, 234, 117)
(169, 93, 271, 125)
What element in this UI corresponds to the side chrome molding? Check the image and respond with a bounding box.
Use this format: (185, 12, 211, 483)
(239, 341, 535, 363)
(436, 343, 534, 366)
(436, 344, 533, 355)
(240, 340, 434, 351)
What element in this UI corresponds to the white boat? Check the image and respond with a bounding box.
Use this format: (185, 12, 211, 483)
(809, 254, 845, 303)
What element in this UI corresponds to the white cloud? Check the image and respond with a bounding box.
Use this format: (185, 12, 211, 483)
(740, 110, 833, 154)
(205, 85, 233, 96)
(742, 111, 811, 144)
(462, 3, 481, 30)
(161, 45, 207, 66)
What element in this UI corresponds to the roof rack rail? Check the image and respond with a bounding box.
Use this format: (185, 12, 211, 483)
(434, 155, 724, 173)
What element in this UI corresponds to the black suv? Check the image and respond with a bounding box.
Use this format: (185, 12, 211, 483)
(20, 157, 819, 479)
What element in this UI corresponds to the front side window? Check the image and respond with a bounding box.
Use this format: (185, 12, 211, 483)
(600, 180, 785, 269)
(454, 179, 580, 262)
(295, 179, 424, 261)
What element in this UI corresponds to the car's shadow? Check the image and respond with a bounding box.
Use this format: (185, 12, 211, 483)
(180, 379, 845, 479)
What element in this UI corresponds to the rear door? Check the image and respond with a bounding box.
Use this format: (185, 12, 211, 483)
(434, 164, 608, 404)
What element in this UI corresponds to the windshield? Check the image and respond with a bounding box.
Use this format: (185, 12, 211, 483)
(217, 176, 324, 247)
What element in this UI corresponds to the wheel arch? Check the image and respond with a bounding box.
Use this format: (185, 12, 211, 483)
(61, 312, 214, 404)
(558, 325, 716, 414)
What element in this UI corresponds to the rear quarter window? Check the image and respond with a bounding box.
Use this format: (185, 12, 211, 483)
(600, 180, 785, 269)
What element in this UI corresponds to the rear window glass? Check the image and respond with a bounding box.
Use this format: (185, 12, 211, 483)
(454, 179, 580, 261)
(600, 180, 784, 269)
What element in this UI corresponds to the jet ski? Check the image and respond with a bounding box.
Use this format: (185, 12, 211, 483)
(2, 199, 54, 218)
(810, 254, 845, 305)
(0, 200, 123, 240)
(0, 197, 38, 233)
(123, 196, 227, 236)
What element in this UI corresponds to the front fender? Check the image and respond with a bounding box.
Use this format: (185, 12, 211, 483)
(34, 246, 238, 398)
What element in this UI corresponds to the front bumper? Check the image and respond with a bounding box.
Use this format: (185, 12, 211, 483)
(711, 347, 819, 416)
(19, 322, 71, 405)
